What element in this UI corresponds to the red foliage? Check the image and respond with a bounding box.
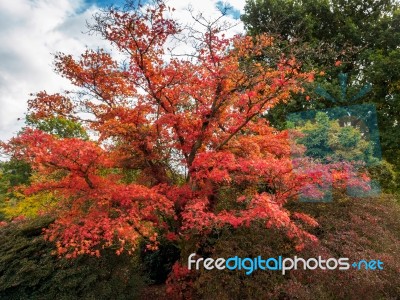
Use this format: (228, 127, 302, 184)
(1, 1, 368, 257)
(166, 262, 196, 299)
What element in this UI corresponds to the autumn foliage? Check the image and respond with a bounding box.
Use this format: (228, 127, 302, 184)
(1, 1, 368, 259)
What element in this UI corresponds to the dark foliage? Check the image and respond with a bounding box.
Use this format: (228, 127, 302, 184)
(0, 217, 145, 300)
(140, 239, 181, 284)
(167, 194, 400, 299)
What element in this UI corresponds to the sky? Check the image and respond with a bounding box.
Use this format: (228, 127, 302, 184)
(0, 0, 246, 142)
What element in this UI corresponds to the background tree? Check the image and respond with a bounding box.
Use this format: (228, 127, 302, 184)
(290, 111, 378, 165)
(242, 0, 400, 179)
(0, 160, 32, 220)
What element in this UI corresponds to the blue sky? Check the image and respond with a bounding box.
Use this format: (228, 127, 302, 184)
(84, 0, 140, 9)
(0, 0, 245, 142)
(216, 1, 241, 19)
(86, 0, 146, 6)
(86, 0, 126, 5)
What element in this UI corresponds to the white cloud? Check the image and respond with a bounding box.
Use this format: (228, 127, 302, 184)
(0, 0, 105, 141)
(0, 0, 245, 141)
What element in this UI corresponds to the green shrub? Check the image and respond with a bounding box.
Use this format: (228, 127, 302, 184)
(368, 160, 399, 193)
(0, 217, 146, 300)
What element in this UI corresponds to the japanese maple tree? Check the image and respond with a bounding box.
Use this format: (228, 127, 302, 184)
(1, 1, 365, 257)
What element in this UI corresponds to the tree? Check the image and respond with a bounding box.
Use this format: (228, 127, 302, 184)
(242, 0, 399, 72)
(0, 159, 32, 220)
(292, 112, 378, 165)
(1, 1, 366, 259)
(242, 0, 400, 175)
(0, 114, 88, 220)
(26, 114, 89, 140)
